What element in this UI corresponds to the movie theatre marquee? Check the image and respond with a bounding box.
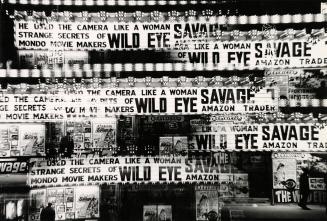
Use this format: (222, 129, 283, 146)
(0, 87, 278, 121)
(14, 20, 327, 69)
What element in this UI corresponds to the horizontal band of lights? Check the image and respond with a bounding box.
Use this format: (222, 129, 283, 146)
(4, 62, 327, 74)
(0, 69, 327, 80)
(11, 11, 327, 24)
(0, 71, 325, 88)
(2, 76, 266, 88)
(5, 0, 230, 6)
(0, 75, 326, 107)
(0, 113, 324, 124)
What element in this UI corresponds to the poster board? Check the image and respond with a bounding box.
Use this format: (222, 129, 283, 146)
(195, 190, 219, 221)
(272, 158, 297, 189)
(66, 121, 88, 151)
(29, 189, 46, 221)
(159, 136, 193, 156)
(233, 174, 250, 198)
(143, 205, 157, 221)
(18, 50, 88, 67)
(0, 123, 45, 157)
(172, 137, 188, 157)
(19, 124, 45, 156)
(272, 152, 327, 203)
(75, 186, 99, 219)
(93, 118, 116, 149)
(159, 137, 173, 156)
(0, 125, 19, 157)
(58, 119, 117, 153)
(143, 205, 172, 221)
(265, 69, 327, 100)
(30, 186, 99, 220)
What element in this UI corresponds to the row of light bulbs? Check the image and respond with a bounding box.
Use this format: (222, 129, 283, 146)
(11, 10, 326, 24)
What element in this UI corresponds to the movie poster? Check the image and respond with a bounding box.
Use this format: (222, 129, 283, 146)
(196, 190, 219, 221)
(157, 205, 172, 221)
(143, 205, 172, 221)
(233, 174, 249, 198)
(75, 186, 99, 218)
(0, 125, 20, 157)
(19, 124, 45, 156)
(219, 174, 234, 197)
(0, 126, 10, 153)
(9, 125, 20, 157)
(65, 187, 75, 214)
(172, 136, 188, 156)
(143, 205, 157, 221)
(30, 189, 46, 212)
(18, 50, 35, 68)
(159, 137, 173, 156)
(50, 188, 65, 220)
(273, 159, 297, 189)
(29, 189, 46, 221)
(93, 119, 116, 149)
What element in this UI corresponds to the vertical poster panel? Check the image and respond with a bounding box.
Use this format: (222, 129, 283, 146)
(219, 174, 234, 197)
(17, 199, 25, 217)
(83, 121, 93, 150)
(67, 121, 85, 151)
(29, 189, 46, 221)
(47, 188, 65, 221)
(37, 187, 78, 220)
(18, 50, 35, 68)
(65, 188, 75, 219)
(233, 174, 249, 198)
(143, 205, 157, 221)
(159, 137, 173, 156)
(5, 200, 17, 220)
(273, 159, 297, 189)
(196, 190, 219, 221)
(93, 118, 116, 149)
(0, 125, 19, 157)
(30, 189, 46, 211)
(0, 125, 10, 157)
(9, 126, 19, 156)
(172, 136, 188, 157)
(65, 121, 93, 151)
(75, 186, 99, 219)
(157, 205, 172, 221)
(19, 124, 45, 156)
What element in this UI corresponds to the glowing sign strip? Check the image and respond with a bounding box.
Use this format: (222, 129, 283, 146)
(12, 12, 327, 24)
(7, 0, 229, 6)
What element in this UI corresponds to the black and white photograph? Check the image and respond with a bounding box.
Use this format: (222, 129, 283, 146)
(0, 0, 327, 221)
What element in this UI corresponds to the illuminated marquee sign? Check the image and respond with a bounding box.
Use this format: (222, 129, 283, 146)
(0, 160, 28, 174)
(14, 20, 327, 68)
(28, 155, 242, 186)
(0, 87, 278, 121)
(189, 123, 327, 151)
(173, 40, 327, 69)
